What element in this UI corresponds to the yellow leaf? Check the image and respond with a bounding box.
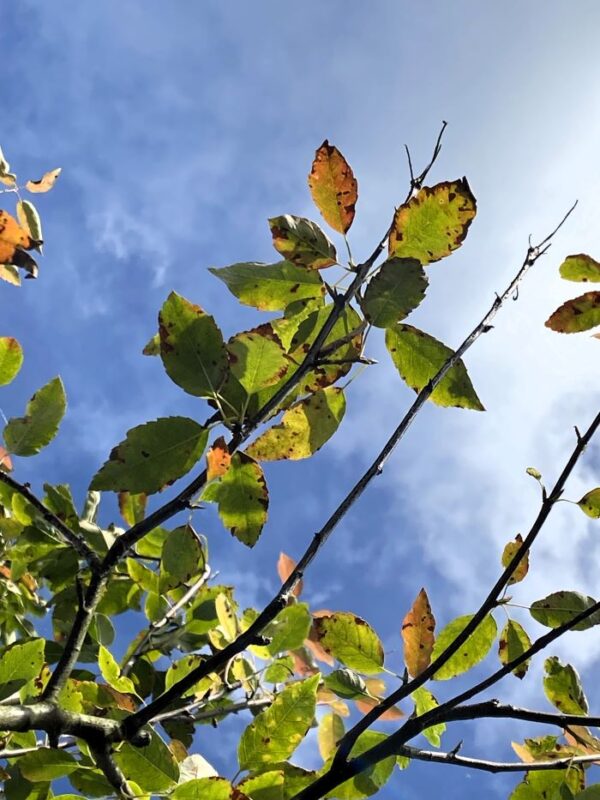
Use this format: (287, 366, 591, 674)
(401, 587, 436, 678)
(501, 534, 529, 584)
(308, 140, 358, 234)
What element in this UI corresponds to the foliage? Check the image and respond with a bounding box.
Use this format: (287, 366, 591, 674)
(0, 131, 599, 800)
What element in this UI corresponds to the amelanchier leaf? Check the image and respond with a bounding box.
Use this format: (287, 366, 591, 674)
(238, 674, 319, 771)
(227, 324, 289, 395)
(209, 261, 325, 311)
(312, 611, 384, 674)
(269, 215, 337, 270)
(577, 488, 600, 518)
(202, 452, 268, 547)
(98, 644, 135, 694)
(114, 729, 179, 793)
(0, 337, 23, 385)
(559, 254, 600, 282)
(16, 200, 43, 244)
(361, 258, 428, 328)
(498, 619, 532, 679)
(0, 639, 45, 700)
(510, 769, 584, 800)
(90, 417, 208, 494)
(159, 291, 228, 397)
(271, 297, 325, 351)
(431, 613, 497, 680)
(401, 587, 436, 678)
(323, 669, 369, 700)
(17, 749, 78, 781)
(246, 387, 346, 461)
(412, 686, 446, 747)
(118, 491, 147, 527)
(501, 534, 529, 584)
(308, 140, 358, 234)
(4, 376, 66, 456)
(160, 524, 205, 591)
(328, 730, 395, 799)
(545, 291, 600, 333)
(318, 712, 345, 760)
(543, 656, 588, 715)
(530, 590, 600, 631)
(388, 179, 477, 264)
(172, 778, 232, 800)
(239, 770, 284, 800)
(385, 324, 484, 410)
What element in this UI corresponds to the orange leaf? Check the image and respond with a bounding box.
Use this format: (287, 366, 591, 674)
(401, 587, 436, 678)
(305, 610, 335, 666)
(0, 447, 13, 472)
(290, 647, 319, 677)
(25, 168, 61, 194)
(355, 697, 404, 721)
(277, 551, 303, 598)
(206, 436, 232, 481)
(308, 140, 358, 234)
(0, 210, 34, 264)
(501, 534, 529, 584)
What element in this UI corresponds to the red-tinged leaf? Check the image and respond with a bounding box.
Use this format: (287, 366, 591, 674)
(545, 290, 600, 333)
(0, 447, 12, 472)
(308, 140, 358, 234)
(354, 697, 404, 720)
(206, 436, 232, 481)
(501, 534, 529, 584)
(401, 588, 436, 678)
(25, 167, 61, 193)
(277, 551, 303, 598)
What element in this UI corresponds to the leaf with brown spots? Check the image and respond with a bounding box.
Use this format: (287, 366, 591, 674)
(530, 590, 600, 631)
(0, 210, 41, 283)
(25, 167, 61, 193)
(308, 140, 358, 234)
(559, 253, 600, 282)
(498, 619, 531, 679)
(206, 436, 232, 481)
(401, 587, 436, 678)
(313, 611, 384, 674)
(16, 200, 42, 246)
(0, 337, 23, 386)
(277, 551, 303, 598)
(501, 534, 529, 584)
(227, 324, 289, 396)
(546, 290, 600, 333)
(543, 656, 588, 715)
(578, 487, 600, 518)
(269, 214, 337, 270)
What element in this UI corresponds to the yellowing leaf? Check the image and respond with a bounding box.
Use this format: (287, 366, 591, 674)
(401, 587, 436, 678)
(269, 214, 337, 270)
(277, 551, 303, 598)
(16, 200, 42, 245)
(543, 656, 588, 715)
(498, 619, 532, 679)
(318, 712, 345, 761)
(118, 491, 147, 527)
(25, 167, 61, 193)
(308, 140, 358, 234)
(578, 488, 600, 518)
(545, 291, 600, 333)
(431, 613, 497, 680)
(0, 210, 37, 267)
(206, 436, 231, 481)
(0, 446, 12, 472)
(227, 324, 289, 395)
(98, 644, 135, 694)
(530, 590, 600, 631)
(412, 686, 445, 747)
(0, 264, 20, 286)
(0, 337, 23, 386)
(501, 534, 529, 584)
(313, 611, 384, 674)
(389, 179, 476, 264)
(4, 376, 66, 456)
(559, 254, 600, 282)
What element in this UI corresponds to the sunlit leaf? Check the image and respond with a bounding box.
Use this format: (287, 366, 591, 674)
(227, 324, 289, 395)
(277, 552, 303, 598)
(160, 524, 205, 592)
(0, 639, 44, 700)
(308, 140, 358, 234)
(385, 324, 484, 410)
(271, 298, 325, 352)
(172, 777, 232, 800)
(25, 168, 61, 193)
(501, 534, 529, 584)
(412, 686, 445, 747)
(526, 467, 542, 480)
(0, 263, 21, 286)
(239, 770, 284, 800)
(210, 261, 325, 311)
(0, 446, 12, 472)
(0, 147, 15, 186)
(431, 613, 497, 680)
(510, 768, 584, 800)
(499, 619, 531, 679)
(115, 729, 179, 792)
(16, 200, 42, 245)
(143, 333, 160, 356)
(559, 254, 600, 283)
(206, 436, 232, 481)
(361, 259, 428, 328)
(543, 656, 588, 715)
(269, 215, 337, 270)
(389, 179, 476, 264)
(313, 611, 384, 674)
(118, 491, 147, 527)
(17, 749, 77, 781)
(4, 376, 66, 456)
(545, 291, 600, 333)
(318, 712, 345, 760)
(530, 590, 600, 631)
(0, 337, 23, 386)
(401, 587, 436, 678)
(578, 488, 600, 519)
(260, 603, 312, 656)
(90, 417, 208, 494)
(98, 644, 135, 694)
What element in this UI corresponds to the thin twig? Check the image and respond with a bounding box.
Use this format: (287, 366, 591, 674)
(153, 697, 272, 725)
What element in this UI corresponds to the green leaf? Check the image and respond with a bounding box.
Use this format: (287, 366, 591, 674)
(114, 729, 179, 792)
(412, 686, 445, 747)
(210, 261, 325, 311)
(142, 333, 160, 356)
(308, 140, 358, 235)
(327, 730, 395, 799)
(499, 620, 532, 679)
(0, 639, 45, 700)
(90, 417, 208, 494)
(545, 291, 600, 333)
(0, 337, 23, 386)
(164, 654, 211, 697)
(172, 778, 232, 800)
(158, 291, 228, 397)
(543, 656, 588, 715)
(312, 612, 384, 674)
(530, 591, 600, 631)
(559, 254, 600, 283)
(238, 674, 319, 771)
(257, 603, 312, 656)
(323, 668, 369, 699)
(160, 524, 205, 592)
(510, 769, 584, 800)
(18, 749, 78, 781)
(246, 387, 346, 461)
(577, 488, 600, 518)
(576, 786, 600, 800)
(239, 770, 285, 800)
(431, 613, 497, 680)
(118, 491, 147, 526)
(361, 259, 428, 328)
(98, 644, 135, 694)
(17, 200, 43, 244)
(388, 179, 477, 264)
(264, 656, 295, 684)
(269, 215, 337, 270)
(202, 452, 268, 547)
(4, 376, 66, 456)
(385, 324, 484, 411)
(318, 712, 345, 760)
(271, 298, 325, 351)
(227, 325, 289, 395)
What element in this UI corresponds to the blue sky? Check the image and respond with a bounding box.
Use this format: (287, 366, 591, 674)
(3, 1, 600, 797)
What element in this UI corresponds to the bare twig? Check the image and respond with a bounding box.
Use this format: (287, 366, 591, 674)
(153, 697, 272, 725)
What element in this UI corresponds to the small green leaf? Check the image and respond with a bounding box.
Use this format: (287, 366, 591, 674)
(388, 179, 477, 264)
(530, 591, 600, 631)
(323, 668, 369, 699)
(577, 488, 600, 518)
(4, 376, 66, 456)
(246, 387, 346, 461)
(559, 254, 600, 283)
(543, 656, 588, 715)
(526, 467, 542, 480)
(18, 749, 78, 781)
(202, 452, 268, 547)
(361, 258, 428, 328)
(210, 261, 325, 311)
(327, 730, 395, 799)
(412, 686, 445, 747)
(90, 417, 208, 494)
(114, 729, 179, 792)
(98, 644, 135, 694)
(318, 712, 345, 760)
(238, 674, 319, 771)
(269, 215, 337, 270)
(160, 524, 205, 592)
(0, 639, 45, 700)
(0, 337, 23, 386)
(498, 619, 532, 679)
(159, 291, 228, 397)
(313, 612, 384, 674)
(431, 613, 497, 680)
(385, 324, 484, 410)
(546, 291, 600, 333)
(227, 325, 289, 395)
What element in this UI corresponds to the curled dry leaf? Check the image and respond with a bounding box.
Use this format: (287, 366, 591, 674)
(206, 436, 232, 481)
(25, 168, 61, 194)
(277, 551, 303, 598)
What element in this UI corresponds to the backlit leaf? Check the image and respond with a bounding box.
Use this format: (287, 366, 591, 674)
(16, 200, 42, 244)
(559, 254, 600, 282)
(25, 168, 61, 193)
(389, 179, 476, 264)
(202, 452, 268, 547)
(0, 337, 23, 385)
(501, 534, 529, 584)
(143, 333, 160, 356)
(4, 376, 66, 456)
(114, 729, 179, 792)
(361, 258, 428, 328)
(159, 291, 228, 397)
(313, 612, 384, 674)
(385, 324, 484, 410)
(227, 325, 289, 395)
(323, 668, 368, 700)
(172, 778, 231, 800)
(510, 769, 584, 800)
(577, 488, 600, 519)
(354, 696, 404, 721)
(206, 436, 232, 481)
(0, 639, 44, 700)
(239, 771, 284, 800)
(260, 603, 312, 656)
(269, 215, 337, 270)
(98, 644, 135, 694)
(0, 147, 15, 186)
(0, 446, 12, 472)
(0, 263, 20, 286)
(209, 261, 325, 311)
(401, 587, 435, 678)
(271, 297, 325, 351)
(238, 674, 319, 771)
(499, 619, 532, 679)
(545, 291, 600, 333)
(308, 140, 358, 234)
(160, 525, 205, 592)
(412, 686, 445, 747)
(118, 491, 147, 527)
(530, 590, 600, 631)
(328, 730, 395, 799)
(318, 712, 345, 760)
(18, 749, 77, 781)
(277, 552, 303, 598)
(544, 656, 588, 715)
(246, 387, 346, 461)
(90, 417, 208, 494)
(431, 613, 497, 680)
